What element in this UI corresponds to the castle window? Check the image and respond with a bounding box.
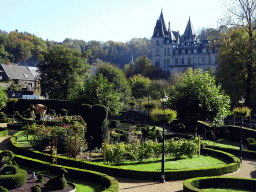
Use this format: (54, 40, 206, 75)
(175, 50, 178, 55)
(182, 50, 185, 55)
(164, 59, 167, 67)
(185, 50, 188, 54)
(194, 49, 197, 54)
(202, 57, 206, 64)
(156, 40, 159, 46)
(188, 50, 191, 54)
(155, 51, 160, 56)
(155, 59, 160, 67)
(193, 57, 196, 64)
(167, 48, 170, 56)
(182, 58, 184, 64)
(164, 48, 166, 56)
(175, 58, 178, 65)
(188, 58, 191, 65)
(179, 50, 182, 55)
(198, 57, 201, 64)
(167, 59, 170, 66)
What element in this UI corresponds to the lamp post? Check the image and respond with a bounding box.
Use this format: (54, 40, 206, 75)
(148, 94, 151, 116)
(238, 97, 245, 163)
(12, 93, 15, 124)
(160, 91, 168, 183)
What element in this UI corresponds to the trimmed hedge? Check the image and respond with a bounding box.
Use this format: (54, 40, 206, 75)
(0, 169, 27, 190)
(204, 145, 256, 160)
(0, 129, 9, 138)
(3, 151, 119, 192)
(10, 131, 241, 180)
(183, 176, 256, 192)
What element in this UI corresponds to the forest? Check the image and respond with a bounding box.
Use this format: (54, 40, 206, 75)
(0, 30, 151, 69)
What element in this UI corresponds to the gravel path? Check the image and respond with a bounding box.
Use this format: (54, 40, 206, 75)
(1, 125, 256, 192)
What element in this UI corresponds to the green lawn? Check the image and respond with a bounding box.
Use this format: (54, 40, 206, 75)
(98, 155, 229, 171)
(201, 138, 243, 150)
(18, 164, 107, 192)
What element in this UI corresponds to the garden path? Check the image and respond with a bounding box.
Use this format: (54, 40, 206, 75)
(0, 123, 255, 192)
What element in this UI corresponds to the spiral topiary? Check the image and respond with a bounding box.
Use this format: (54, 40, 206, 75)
(44, 168, 68, 190)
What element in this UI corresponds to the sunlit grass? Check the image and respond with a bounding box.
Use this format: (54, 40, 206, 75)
(97, 155, 229, 171)
(201, 139, 242, 150)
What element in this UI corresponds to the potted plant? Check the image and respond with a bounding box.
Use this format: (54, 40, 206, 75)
(150, 108, 177, 123)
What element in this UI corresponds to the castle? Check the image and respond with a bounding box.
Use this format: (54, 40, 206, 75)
(151, 10, 218, 73)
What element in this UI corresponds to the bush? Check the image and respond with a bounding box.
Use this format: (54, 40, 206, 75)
(31, 184, 41, 192)
(246, 137, 256, 144)
(0, 186, 8, 192)
(60, 109, 68, 116)
(48, 109, 56, 116)
(44, 168, 68, 190)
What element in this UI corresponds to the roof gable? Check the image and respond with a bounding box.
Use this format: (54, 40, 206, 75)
(1, 64, 35, 80)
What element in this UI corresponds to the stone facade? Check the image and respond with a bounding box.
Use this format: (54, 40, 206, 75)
(151, 10, 218, 73)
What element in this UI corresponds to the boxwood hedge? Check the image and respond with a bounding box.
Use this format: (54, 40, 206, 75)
(183, 176, 256, 192)
(10, 131, 241, 180)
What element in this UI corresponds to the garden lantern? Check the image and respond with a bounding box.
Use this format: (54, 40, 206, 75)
(238, 96, 245, 162)
(160, 91, 168, 183)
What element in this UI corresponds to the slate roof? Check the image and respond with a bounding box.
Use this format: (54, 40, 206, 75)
(1, 64, 35, 81)
(27, 66, 39, 78)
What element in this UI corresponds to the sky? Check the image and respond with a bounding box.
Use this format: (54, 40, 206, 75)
(0, 0, 227, 43)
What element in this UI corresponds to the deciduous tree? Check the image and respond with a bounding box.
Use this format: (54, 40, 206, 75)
(38, 45, 90, 100)
(168, 68, 231, 137)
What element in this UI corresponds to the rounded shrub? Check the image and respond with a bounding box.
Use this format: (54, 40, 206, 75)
(44, 168, 68, 190)
(0, 169, 27, 190)
(31, 184, 41, 192)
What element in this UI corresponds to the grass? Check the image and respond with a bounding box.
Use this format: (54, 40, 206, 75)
(201, 138, 244, 150)
(18, 164, 107, 192)
(98, 155, 229, 171)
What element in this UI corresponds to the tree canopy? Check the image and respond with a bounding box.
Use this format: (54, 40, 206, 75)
(38, 45, 90, 100)
(216, 26, 256, 108)
(80, 73, 122, 115)
(168, 68, 231, 136)
(95, 62, 131, 108)
(0, 85, 8, 111)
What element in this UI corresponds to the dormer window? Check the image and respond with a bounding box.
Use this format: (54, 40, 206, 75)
(157, 32, 159, 36)
(156, 40, 159, 46)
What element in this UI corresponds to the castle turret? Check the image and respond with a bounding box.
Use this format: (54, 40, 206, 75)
(183, 17, 196, 41)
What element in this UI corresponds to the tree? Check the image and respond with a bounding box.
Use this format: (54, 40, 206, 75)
(80, 74, 122, 115)
(222, 0, 256, 107)
(0, 85, 8, 111)
(128, 74, 151, 99)
(38, 45, 90, 99)
(168, 68, 231, 137)
(95, 62, 131, 108)
(216, 26, 256, 108)
(123, 56, 151, 78)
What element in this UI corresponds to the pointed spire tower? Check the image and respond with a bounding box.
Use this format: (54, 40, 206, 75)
(152, 9, 168, 37)
(183, 16, 196, 41)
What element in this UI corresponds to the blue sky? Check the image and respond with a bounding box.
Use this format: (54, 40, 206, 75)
(1, 0, 225, 43)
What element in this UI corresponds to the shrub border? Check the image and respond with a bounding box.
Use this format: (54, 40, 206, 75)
(0, 128, 9, 138)
(183, 176, 256, 192)
(0, 169, 27, 190)
(10, 131, 241, 180)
